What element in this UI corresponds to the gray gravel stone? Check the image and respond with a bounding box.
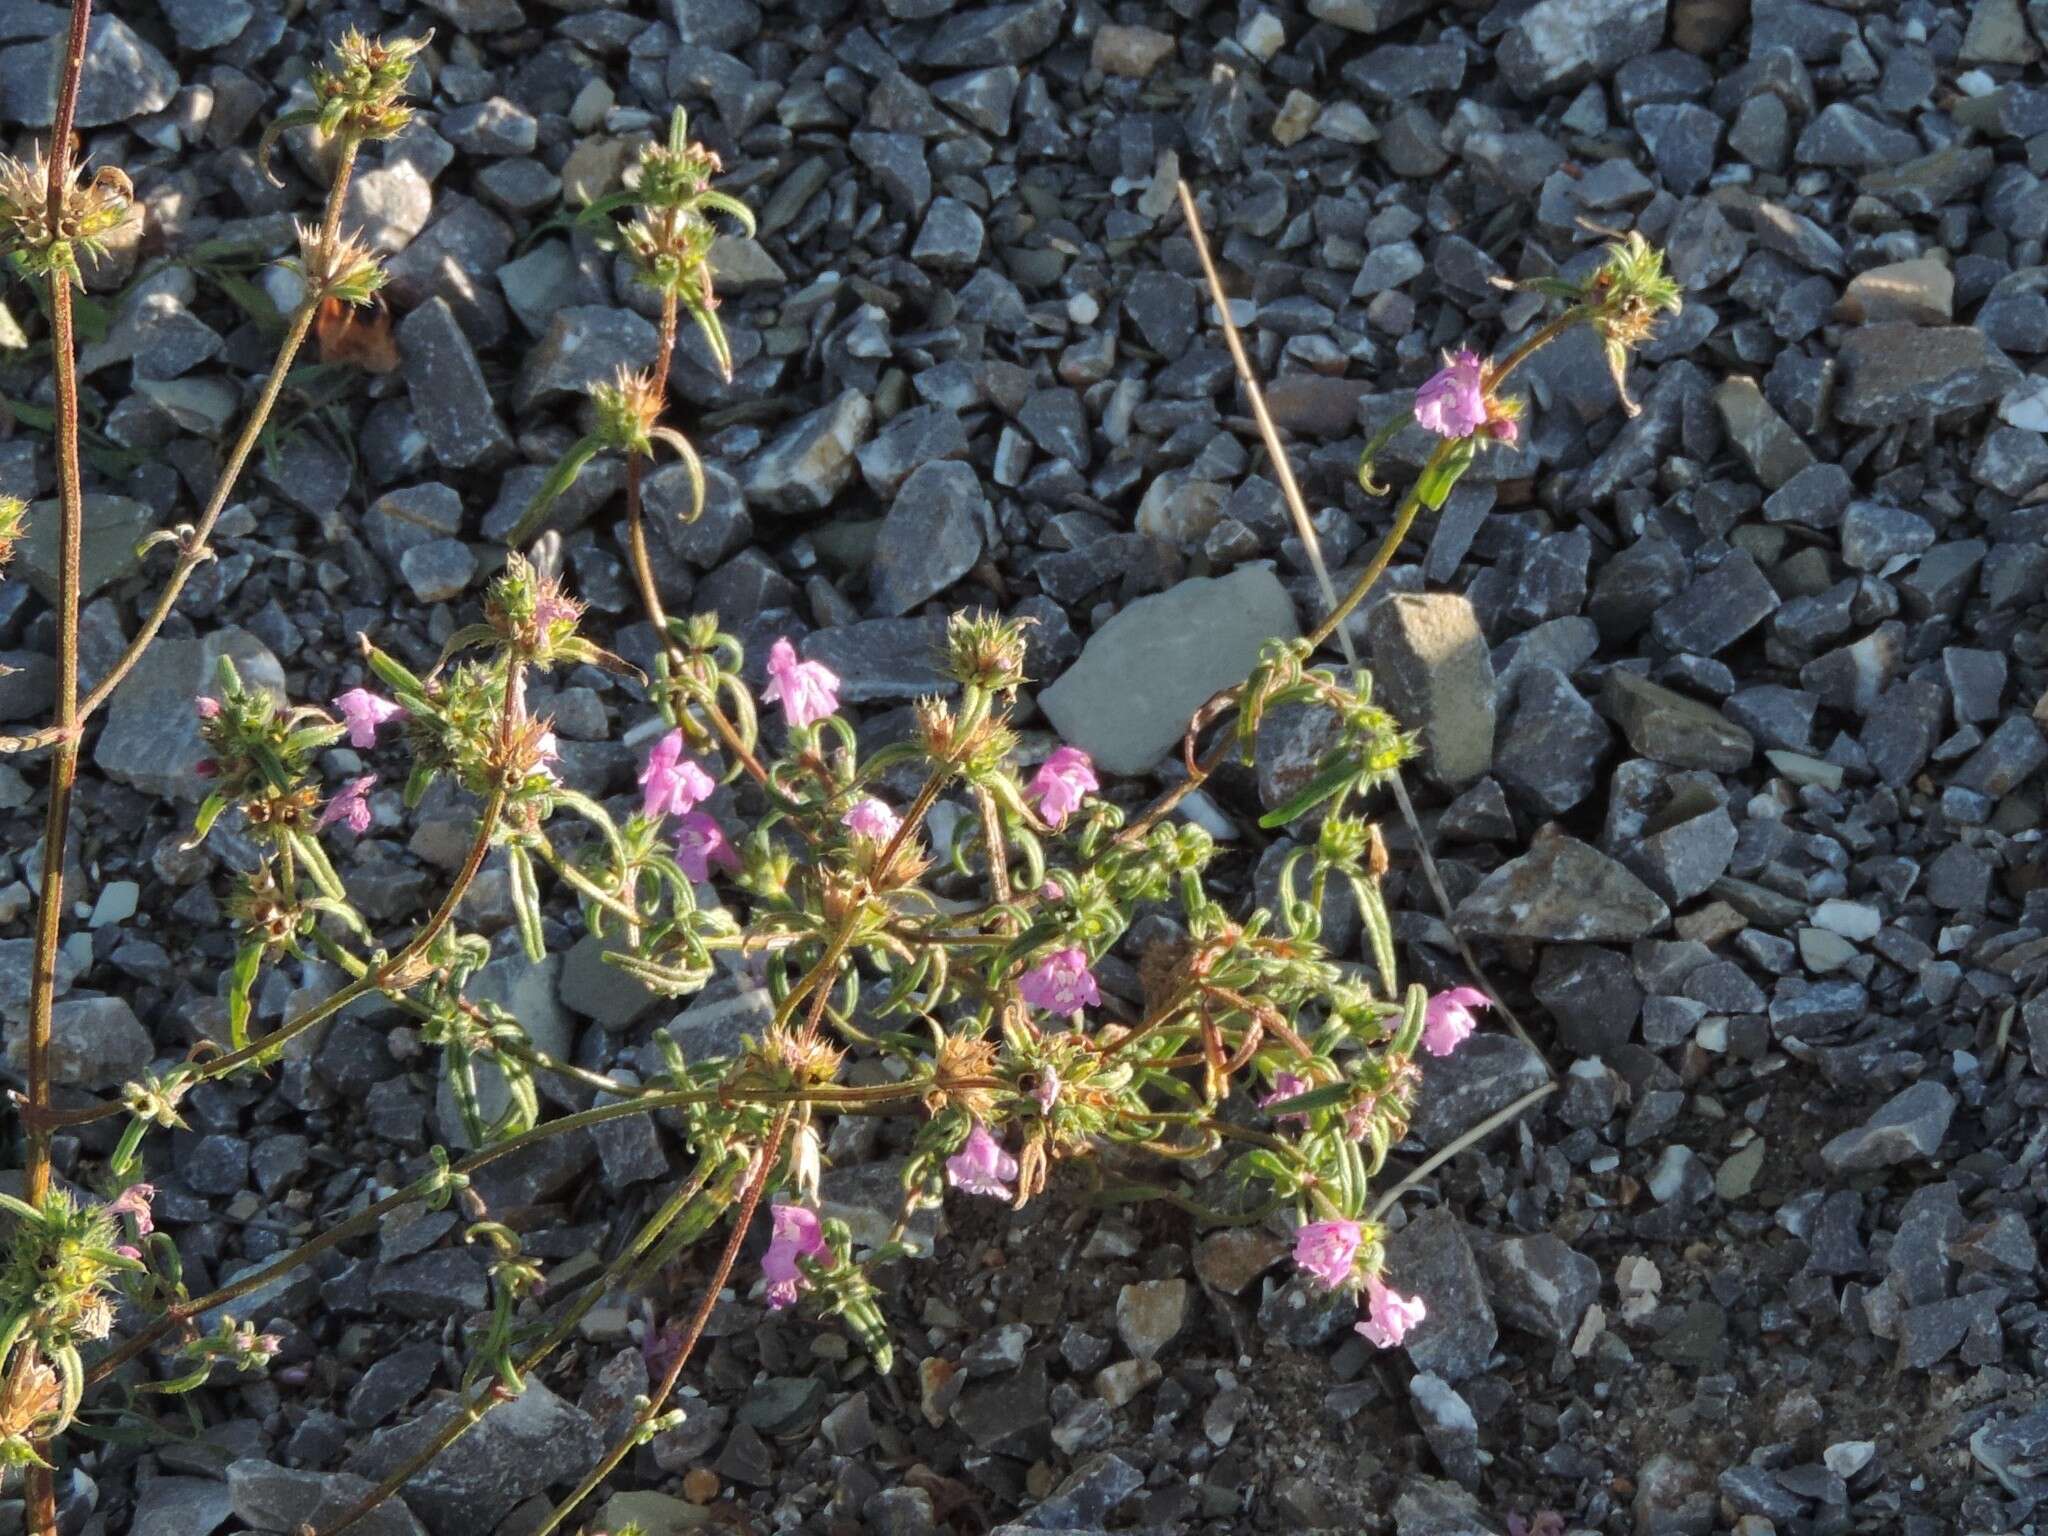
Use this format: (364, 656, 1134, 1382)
(1820, 1081, 1957, 1173)
(1455, 827, 1670, 942)
(1385, 1210, 1497, 1383)
(745, 389, 874, 514)
(1366, 593, 1495, 788)
(345, 1381, 602, 1536)
(1042, 565, 1299, 775)
(1835, 325, 2023, 425)
(1603, 672, 1755, 771)
(1498, 0, 1666, 98)
(870, 460, 986, 617)
(398, 298, 515, 471)
(1480, 1234, 1600, 1343)
(96, 628, 283, 801)
(1650, 550, 1781, 656)
(0, 14, 174, 126)
(228, 1461, 425, 1536)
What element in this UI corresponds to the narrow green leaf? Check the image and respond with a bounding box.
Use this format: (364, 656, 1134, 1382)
(1257, 757, 1358, 830)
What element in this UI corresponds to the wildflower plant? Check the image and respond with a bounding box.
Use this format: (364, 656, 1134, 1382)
(0, 11, 1680, 1536)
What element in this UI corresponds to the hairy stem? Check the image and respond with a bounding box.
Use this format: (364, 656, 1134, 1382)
(24, 5, 95, 1527)
(529, 1108, 791, 1536)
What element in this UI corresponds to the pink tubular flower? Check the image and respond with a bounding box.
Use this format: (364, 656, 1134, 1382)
(1413, 349, 1488, 439)
(1260, 1071, 1311, 1126)
(1017, 947, 1101, 1014)
(1422, 986, 1490, 1057)
(946, 1122, 1018, 1200)
(638, 729, 715, 820)
(332, 688, 405, 750)
(1486, 413, 1519, 446)
(1292, 1219, 1362, 1290)
(1356, 1275, 1427, 1349)
(762, 1203, 828, 1311)
(105, 1183, 155, 1235)
(1032, 1066, 1060, 1114)
(194, 695, 221, 719)
(1029, 746, 1099, 829)
(114, 1244, 142, 1263)
(841, 797, 901, 842)
(317, 774, 377, 835)
(761, 637, 840, 730)
(675, 811, 739, 882)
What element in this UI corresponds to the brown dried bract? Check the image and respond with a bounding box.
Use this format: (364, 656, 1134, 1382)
(314, 293, 399, 373)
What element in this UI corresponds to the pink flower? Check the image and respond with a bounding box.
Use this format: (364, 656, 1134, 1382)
(1344, 1095, 1379, 1143)
(761, 1203, 828, 1311)
(1292, 1218, 1362, 1290)
(114, 1244, 142, 1263)
(317, 774, 377, 835)
(1017, 947, 1101, 1014)
(841, 797, 901, 842)
(638, 729, 715, 820)
(1032, 1066, 1060, 1114)
(761, 637, 840, 730)
(193, 695, 221, 719)
(1486, 413, 1519, 446)
(1260, 1071, 1311, 1126)
(1029, 746, 1098, 829)
(534, 730, 561, 785)
(675, 811, 739, 882)
(332, 688, 405, 750)
(1422, 986, 1490, 1057)
(105, 1182, 155, 1235)
(534, 591, 580, 628)
(945, 1122, 1018, 1200)
(1413, 348, 1487, 439)
(1356, 1276, 1427, 1349)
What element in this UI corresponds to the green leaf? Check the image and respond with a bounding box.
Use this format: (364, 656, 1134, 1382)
(1413, 435, 1477, 511)
(210, 270, 284, 331)
(1262, 1081, 1351, 1117)
(1257, 757, 1359, 830)
(363, 644, 428, 698)
(227, 942, 264, 1050)
(1391, 982, 1428, 1057)
(500, 437, 601, 549)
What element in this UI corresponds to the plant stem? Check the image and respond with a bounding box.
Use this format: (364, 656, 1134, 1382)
(24, 5, 94, 1527)
(528, 1108, 791, 1536)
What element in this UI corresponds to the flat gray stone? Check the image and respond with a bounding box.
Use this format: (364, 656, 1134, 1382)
(870, 459, 985, 616)
(1499, 0, 1667, 98)
(228, 1461, 425, 1536)
(744, 389, 874, 514)
(1820, 1081, 1957, 1173)
(345, 1381, 602, 1536)
(18, 494, 156, 603)
(95, 628, 284, 801)
(1602, 671, 1755, 771)
(399, 297, 515, 471)
(1366, 593, 1495, 788)
(1835, 325, 2023, 426)
(1454, 826, 1670, 941)
(0, 14, 174, 125)
(132, 1477, 234, 1536)
(1041, 565, 1300, 775)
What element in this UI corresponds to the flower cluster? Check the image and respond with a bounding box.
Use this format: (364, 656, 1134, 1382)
(0, 148, 131, 286)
